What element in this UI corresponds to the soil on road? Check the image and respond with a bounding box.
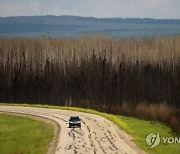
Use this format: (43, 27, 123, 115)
(0, 106, 146, 154)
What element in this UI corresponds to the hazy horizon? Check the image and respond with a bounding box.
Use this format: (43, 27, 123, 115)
(0, 0, 180, 19)
(0, 15, 180, 20)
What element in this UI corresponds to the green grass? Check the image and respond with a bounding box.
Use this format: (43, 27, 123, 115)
(118, 116, 180, 154)
(0, 113, 54, 154)
(0, 103, 180, 154)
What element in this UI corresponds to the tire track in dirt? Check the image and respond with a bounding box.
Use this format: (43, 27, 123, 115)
(0, 106, 146, 154)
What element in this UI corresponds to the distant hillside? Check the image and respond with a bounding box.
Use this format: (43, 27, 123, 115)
(0, 15, 180, 38)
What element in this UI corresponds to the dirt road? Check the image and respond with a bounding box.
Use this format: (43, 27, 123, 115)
(0, 106, 146, 154)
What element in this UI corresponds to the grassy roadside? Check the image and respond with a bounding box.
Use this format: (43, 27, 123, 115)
(0, 113, 54, 154)
(0, 103, 179, 154)
(119, 116, 179, 154)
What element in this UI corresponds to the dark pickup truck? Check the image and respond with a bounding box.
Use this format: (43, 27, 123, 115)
(69, 116, 81, 128)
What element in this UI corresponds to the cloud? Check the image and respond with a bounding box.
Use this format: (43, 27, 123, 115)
(0, 0, 179, 18)
(0, 0, 41, 16)
(89, 0, 180, 19)
(48, 6, 79, 16)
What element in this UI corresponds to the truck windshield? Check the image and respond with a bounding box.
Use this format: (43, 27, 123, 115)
(70, 117, 79, 121)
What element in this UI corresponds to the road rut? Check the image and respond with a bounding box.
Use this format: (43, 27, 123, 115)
(0, 106, 146, 154)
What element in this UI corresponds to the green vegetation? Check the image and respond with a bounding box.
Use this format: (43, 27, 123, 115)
(1, 103, 179, 154)
(0, 113, 54, 154)
(119, 116, 180, 154)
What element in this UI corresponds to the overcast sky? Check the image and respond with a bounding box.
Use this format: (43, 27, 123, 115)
(0, 0, 180, 19)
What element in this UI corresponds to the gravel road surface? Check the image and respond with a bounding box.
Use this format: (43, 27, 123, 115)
(0, 106, 146, 154)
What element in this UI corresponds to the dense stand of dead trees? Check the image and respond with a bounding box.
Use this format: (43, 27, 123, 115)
(1, 36, 180, 132)
(0, 36, 179, 109)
